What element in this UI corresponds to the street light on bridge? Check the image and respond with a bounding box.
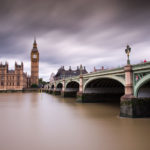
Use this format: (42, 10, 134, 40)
(125, 45, 131, 65)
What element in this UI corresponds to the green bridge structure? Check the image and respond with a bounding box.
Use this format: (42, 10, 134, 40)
(45, 46, 150, 118)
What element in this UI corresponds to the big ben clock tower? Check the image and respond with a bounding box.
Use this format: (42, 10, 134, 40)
(31, 39, 39, 86)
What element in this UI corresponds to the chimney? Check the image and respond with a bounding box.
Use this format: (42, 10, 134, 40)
(69, 66, 71, 71)
(80, 64, 83, 75)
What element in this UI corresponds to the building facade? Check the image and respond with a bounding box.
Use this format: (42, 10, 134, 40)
(54, 65, 88, 80)
(0, 40, 39, 91)
(0, 62, 28, 90)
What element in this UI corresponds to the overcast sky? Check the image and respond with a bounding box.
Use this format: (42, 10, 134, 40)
(0, 0, 150, 81)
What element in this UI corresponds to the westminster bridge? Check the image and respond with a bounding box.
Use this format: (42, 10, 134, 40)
(45, 62, 150, 117)
(44, 46, 150, 117)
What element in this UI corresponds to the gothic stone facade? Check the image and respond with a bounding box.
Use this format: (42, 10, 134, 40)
(0, 40, 39, 91)
(0, 62, 29, 90)
(54, 65, 88, 80)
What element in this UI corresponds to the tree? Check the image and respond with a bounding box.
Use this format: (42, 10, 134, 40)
(39, 78, 47, 88)
(31, 84, 39, 88)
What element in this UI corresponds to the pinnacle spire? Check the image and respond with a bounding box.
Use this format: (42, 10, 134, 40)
(34, 36, 36, 43)
(33, 36, 37, 48)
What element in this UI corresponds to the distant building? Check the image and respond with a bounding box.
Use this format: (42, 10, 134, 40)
(0, 39, 39, 90)
(0, 62, 28, 90)
(54, 65, 88, 80)
(49, 73, 55, 82)
(93, 66, 105, 72)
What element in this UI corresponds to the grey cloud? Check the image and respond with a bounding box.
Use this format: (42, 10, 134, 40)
(0, 0, 150, 80)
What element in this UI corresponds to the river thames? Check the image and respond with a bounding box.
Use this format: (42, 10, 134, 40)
(0, 93, 150, 150)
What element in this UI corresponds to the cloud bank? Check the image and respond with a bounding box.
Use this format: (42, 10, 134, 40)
(0, 0, 150, 80)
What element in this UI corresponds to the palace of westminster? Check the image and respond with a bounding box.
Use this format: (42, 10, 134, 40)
(0, 40, 39, 90)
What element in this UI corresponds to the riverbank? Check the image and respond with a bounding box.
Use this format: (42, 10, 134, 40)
(0, 88, 43, 93)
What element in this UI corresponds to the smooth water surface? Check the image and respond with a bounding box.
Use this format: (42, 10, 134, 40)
(0, 93, 150, 150)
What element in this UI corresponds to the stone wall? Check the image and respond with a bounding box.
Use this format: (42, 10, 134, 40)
(120, 97, 150, 118)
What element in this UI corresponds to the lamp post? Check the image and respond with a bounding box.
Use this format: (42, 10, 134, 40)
(80, 64, 83, 75)
(125, 45, 131, 65)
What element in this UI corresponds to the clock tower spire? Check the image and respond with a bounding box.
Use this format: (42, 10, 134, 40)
(33, 36, 37, 48)
(31, 38, 39, 86)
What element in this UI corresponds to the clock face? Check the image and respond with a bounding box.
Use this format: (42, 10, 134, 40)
(33, 54, 37, 59)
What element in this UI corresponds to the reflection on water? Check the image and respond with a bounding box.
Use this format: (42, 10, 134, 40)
(0, 93, 150, 150)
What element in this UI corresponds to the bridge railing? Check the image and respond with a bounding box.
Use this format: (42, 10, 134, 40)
(50, 61, 150, 83)
(54, 75, 79, 81)
(52, 67, 125, 83)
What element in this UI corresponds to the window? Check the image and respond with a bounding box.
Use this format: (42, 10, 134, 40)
(1, 76, 4, 80)
(1, 70, 4, 74)
(17, 82, 20, 86)
(17, 76, 20, 80)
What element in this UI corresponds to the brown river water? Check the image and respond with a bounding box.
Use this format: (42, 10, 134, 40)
(0, 93, 150, 150)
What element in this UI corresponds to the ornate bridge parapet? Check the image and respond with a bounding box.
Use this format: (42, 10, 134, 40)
(132, 62, 150, 97)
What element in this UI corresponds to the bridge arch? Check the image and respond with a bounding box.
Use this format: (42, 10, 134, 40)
(83, 76, 125, 102)
(134, 74, 150, 97)
(65, 80, 79, 88)
(51, 84, 54, 89)
(66, 81, 79, 89)
(56, 83, 63, 89)
(83, 75, 125, 92)
(65, 81, 79, 97)
(54, 82, 63, 95)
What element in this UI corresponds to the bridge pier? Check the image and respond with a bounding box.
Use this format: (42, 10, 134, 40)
(46, 89, 53, 94)
(120, 65, 135, 117)
(76, 75, 84, 102)
(49, 89, 53, 94)
(53, 89, 61, 95)
(76, 92, 83, 102)
(120, 65, 150, 118)
(46, 89, 51, 94)
(61, 90, 78, 97)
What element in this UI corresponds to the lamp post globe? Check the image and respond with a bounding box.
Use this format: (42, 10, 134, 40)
(125, 45, 131, 65)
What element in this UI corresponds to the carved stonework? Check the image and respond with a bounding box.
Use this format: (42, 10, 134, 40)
(134, 72, 148, 85)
